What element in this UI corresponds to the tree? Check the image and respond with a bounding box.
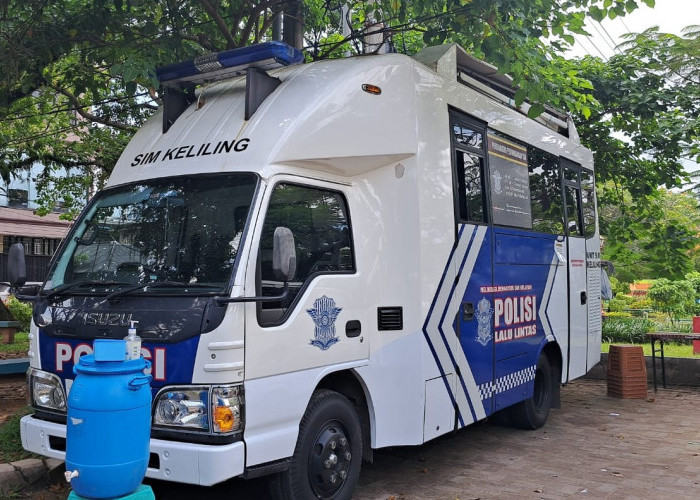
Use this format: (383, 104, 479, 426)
(0, 0, 654, 216)
(570, 27, 700, 200)
(647, 278, 694, 325)
(600, 186, 700, 283)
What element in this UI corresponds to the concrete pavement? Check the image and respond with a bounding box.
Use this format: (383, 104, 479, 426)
(5, 377, 700, 498)
(354, 379, 700, 499)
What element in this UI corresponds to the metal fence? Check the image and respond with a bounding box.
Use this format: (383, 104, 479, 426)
(0, 253, 52, 283)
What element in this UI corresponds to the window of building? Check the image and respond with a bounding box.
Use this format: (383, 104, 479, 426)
(8, 189, 28, 208)
(257, 183, 355, 326)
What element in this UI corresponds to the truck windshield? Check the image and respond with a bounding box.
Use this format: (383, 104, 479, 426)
(44, 173, 258, 295)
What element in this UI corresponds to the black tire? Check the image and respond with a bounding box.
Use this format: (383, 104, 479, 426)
(269, 390, 363, 500)
(508, 354, 554, 430)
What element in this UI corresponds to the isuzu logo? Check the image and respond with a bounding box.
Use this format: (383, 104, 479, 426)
(82, 312, 133, 326)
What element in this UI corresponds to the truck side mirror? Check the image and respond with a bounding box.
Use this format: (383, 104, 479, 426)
(8, 243, 27, 288)
(272, 227, 296, 282)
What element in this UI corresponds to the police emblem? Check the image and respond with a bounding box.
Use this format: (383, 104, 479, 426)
(307, 296, 342, 350)
(475, 297, 493, 347)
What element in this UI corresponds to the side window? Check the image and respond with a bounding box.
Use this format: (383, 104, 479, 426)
(257, 183, 354, 326)
(580, 170, 597, 237)
(451, 114, 487, 224)
(562, 162, 584, 237)
(564, 184, 583, 236)
(457, 151, 486, 222)
(528, 147, 564, 234)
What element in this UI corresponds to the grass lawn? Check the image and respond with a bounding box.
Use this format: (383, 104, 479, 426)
(602, 342, 700, 358)
(0, 331, 29, 358)
(0, 406, 37, 463)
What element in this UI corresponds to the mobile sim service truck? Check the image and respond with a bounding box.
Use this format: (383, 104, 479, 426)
(17, 41, 601, 499)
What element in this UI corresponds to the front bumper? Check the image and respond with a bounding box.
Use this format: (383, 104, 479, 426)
(20, 415, 245, 486)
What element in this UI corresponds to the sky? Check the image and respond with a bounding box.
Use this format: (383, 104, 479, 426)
(568, 0, 700, 59)
(567, 0, 700, 174)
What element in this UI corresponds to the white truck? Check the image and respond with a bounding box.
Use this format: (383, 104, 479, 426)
(16, 41, 601, 499)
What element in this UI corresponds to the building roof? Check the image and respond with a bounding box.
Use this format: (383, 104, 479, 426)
(0, 207, 72, 239)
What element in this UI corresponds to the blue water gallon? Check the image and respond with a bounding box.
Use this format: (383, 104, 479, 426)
(66, 340, 152, 499)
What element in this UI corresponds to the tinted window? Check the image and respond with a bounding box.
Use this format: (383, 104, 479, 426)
(457, 151, 486, 223)
(45, 174, 257, 293)
(258, 183, 354, 326)
(452, 124, 483, 151)
(564, 185, 583, 236)
(581, 170, 596, 237)
(528, 147, 564, 234)
(451, 113, 487, 224)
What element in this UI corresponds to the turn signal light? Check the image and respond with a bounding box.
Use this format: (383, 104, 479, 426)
(362, 84, 382, 95)
(214, 406, 235, 433)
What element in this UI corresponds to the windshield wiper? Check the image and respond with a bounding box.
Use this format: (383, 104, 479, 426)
(105, 281, 220, 301)
(42, 281, 132, 301)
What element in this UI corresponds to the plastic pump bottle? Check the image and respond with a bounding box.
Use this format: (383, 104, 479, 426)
(124, 320, 142, 360)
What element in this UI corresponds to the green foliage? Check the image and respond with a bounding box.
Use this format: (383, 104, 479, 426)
(0, 406, 36, 463)
(0, 331, 30, 356)
(606, 295, 632, 312)
(0, 0, 653, 215)
(685, 271, 700, 314)
(647, 278, 695, 325)
(602, 342, 698, 358)
(602, 317, 655, 343)
(599, 186, 700, 282)
(609, 275, 628, 296)
(627, 296, 652, 310)
(6, 297, 32, 333)
(603, 311, 632, 318)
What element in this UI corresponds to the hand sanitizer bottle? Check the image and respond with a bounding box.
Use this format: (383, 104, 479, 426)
(124, 320, 141, 360)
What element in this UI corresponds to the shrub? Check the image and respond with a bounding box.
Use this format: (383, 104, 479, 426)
(602, 317, 655, 343)
(607, 297, 629, 312)
(610, 276, 629, 296)
(652, 319, 693, 334)
(6, 296, 32, 333)
(648, 278, 695, 326)
(603, 311, 632, 319)
(627, 296, 652, 310)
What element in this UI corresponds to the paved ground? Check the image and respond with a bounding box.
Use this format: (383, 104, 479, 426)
(8, 379, 700, 498)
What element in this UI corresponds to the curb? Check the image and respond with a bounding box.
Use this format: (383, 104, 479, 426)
(585, 353, 700, 387)
(0, 457, 64, 496)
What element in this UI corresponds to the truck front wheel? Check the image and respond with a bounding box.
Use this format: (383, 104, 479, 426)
(269, 389, 362, 500)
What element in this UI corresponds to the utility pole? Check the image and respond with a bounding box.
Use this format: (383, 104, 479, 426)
(282, 0, 304, 50)
(340, 3, 352, 57)
(363, 0, 390, 54)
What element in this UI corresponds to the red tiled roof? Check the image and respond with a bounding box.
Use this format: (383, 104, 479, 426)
(0, 207, 72, 239)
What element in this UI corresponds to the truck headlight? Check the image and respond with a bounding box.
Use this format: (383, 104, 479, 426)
(153, 384, 244, 435)
(29, 369, 66, 413)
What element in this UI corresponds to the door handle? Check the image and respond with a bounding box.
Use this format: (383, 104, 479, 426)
(346, 320, 361, 338)
(462, 302, 475, 321)
(580, 291, 587, 305)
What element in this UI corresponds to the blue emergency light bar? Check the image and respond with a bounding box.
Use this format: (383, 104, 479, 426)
(156, 41, 304, 87)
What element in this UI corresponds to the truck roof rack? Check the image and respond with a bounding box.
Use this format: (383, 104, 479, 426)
(414, 44, 578, 140)
(156, 41, 304, 133)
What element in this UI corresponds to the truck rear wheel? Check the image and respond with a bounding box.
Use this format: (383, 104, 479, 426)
(269, 389, 362, 500)
(508, 354, 554, 430)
